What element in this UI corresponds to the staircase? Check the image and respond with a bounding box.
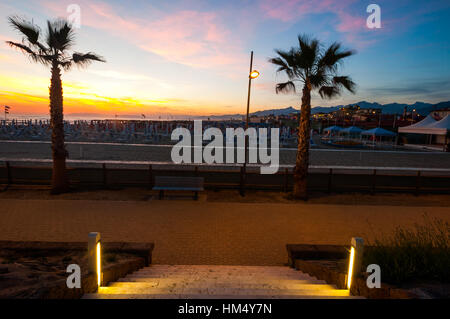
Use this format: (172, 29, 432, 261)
(84, 265, 358, 299)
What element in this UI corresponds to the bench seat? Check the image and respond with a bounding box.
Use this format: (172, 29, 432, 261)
(153, 176, 204, 200)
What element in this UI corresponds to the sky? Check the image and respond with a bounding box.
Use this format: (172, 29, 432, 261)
(0, 0, 449, 118)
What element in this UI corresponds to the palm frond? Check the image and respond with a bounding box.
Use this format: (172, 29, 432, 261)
(8, 16, 48, 52)
(317, 42, 355, 73)
(269, 54, 295, 79)
(6, 41, 40, 62)
(296, 34, 319, 71)
(309, 71, 328, 89)
(46, 19, 75, 52)
(318, 85, 340, 99)
(333, 76, 356, 94)
(8, 16, 40, 44)
(275, 81, 296, 94)
(60, 60, 73, 71)
(72, 52, 106, 68)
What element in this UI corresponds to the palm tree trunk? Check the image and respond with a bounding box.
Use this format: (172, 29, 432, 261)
(293, 80, 312, 200)
(49, 61, 69, 194)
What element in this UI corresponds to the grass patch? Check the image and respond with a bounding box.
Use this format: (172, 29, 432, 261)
(364, 215, 450, 285)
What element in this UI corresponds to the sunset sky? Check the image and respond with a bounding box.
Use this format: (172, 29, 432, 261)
(0, 0, 449, 118)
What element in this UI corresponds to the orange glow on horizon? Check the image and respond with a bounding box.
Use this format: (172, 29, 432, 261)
(0, 89, 238, 117)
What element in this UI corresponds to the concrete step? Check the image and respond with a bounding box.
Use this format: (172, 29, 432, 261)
(136, 266, 300, 272)
(84, 265, 356, 299)
(127, 272, 316, 278)
(108, 282, 336, 290)
(83, 293, 362, 299)
(116, 277, 326, 285)
(130, 271, 310, 278)
(135, 265, 302, 274)
(95, 286, 351, 297)
(128, 268, 315, 277)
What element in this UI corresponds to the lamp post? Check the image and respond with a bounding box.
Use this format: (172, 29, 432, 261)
(241, 51, 259, 196)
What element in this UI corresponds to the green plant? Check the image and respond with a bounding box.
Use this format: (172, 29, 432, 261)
(364, 215, 450, 284)
(62, 256, 72, 263)
(104, 253, 117, 264)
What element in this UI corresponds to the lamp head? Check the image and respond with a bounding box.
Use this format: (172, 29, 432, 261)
(249, 70, 260, 79)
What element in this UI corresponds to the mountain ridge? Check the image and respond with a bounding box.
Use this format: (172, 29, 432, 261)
(252, 100, 450, 117)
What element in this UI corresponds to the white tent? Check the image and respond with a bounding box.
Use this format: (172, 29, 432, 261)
(398, 114, 437, 134)
(426, 115, 450, 135)
(398, 114, 449, 151)
(361, 127, 397, 137)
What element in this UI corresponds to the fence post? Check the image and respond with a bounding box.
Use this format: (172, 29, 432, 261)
(148, 165, 153, 189)
(284, 168, 289, 192)
(371, 169, 376, 195)
(6, 161, 12, 186)
(327, 168, 333, 193)
(415, 170, 421, 196)
(240, 166, 245, 196)
(102, 163, 107, 187)
(88, 232, 102, 288)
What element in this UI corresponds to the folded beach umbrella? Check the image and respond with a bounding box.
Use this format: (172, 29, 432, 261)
(361, 127, 396, 136)
(340, 126, 363, 134)
(323, 125, 342, 132)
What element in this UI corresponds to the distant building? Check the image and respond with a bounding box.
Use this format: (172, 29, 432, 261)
(432, 107, 450, 119)
(336, 104, 361, 117)
(312, 112, 329, 119)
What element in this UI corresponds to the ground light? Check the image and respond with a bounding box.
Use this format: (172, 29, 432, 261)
(347, 237, 364, 291)
(88, 232, 102, 288)
(347, 246, 355, 289)
(96, 242, 101, 287)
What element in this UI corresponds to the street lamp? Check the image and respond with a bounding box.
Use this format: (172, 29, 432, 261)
(241, 51, 259, 196)
(249, 70, 260, 79)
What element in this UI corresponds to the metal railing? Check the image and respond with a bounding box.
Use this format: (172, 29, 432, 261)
(1, 160, 449, 195)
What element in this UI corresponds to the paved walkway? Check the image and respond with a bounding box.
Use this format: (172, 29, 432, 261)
(0, 199, 449, 265)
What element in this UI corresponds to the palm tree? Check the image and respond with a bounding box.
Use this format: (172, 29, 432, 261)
(269, 35, 356, 200)
(6, 16, 105, 194)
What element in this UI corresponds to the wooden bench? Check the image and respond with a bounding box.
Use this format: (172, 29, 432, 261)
(152, 176, 204, 200)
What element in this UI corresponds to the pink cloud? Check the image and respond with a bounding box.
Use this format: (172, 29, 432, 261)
(259, 0, 377, 49)
(336, 11, 366, 33)
(39, 0, 246, 70)
(260, 0, 356, 22)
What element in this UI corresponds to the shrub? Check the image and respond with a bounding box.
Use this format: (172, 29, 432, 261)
(364, 215, 450, 284)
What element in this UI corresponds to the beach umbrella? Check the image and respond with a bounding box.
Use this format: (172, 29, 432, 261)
(323, 125, 342, 132)
(361, 127, 396, 137)
(340, 126, 363, 134)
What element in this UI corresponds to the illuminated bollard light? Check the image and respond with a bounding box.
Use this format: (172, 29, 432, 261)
(88, 232, 102, 287)
(347, 237, 364, 290)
